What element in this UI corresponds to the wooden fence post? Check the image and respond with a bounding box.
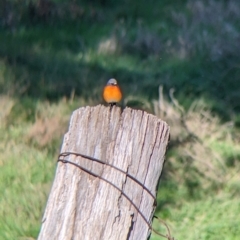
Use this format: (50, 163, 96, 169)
(38, 105, 170, 240)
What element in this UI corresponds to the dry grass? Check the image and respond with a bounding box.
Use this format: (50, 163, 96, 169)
(0, 95, 15, 127)
(27, 99, 70, 148)
(28, 116, 66, 147)
(0, 95, 88, 239)
(154, 86, 240, 191)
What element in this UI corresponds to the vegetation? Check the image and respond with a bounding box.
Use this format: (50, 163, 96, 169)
(1, 0, 240, 239)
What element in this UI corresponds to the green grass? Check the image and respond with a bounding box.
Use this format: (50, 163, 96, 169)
(152, 194, 240, 240)
(0, 126, 55, 239)
(1, 0, 240, 239)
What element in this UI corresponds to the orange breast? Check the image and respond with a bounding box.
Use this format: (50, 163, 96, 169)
(103, 85, 122, 103)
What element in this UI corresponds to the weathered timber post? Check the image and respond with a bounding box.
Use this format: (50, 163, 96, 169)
(38, 105, 170, 240)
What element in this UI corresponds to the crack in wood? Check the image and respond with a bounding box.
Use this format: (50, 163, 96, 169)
(38, 105, 170, 240)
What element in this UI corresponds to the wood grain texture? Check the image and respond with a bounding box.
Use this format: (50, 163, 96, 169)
(38, 105, 170, 240)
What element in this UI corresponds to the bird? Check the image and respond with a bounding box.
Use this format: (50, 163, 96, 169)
(103, 78, 122, 106)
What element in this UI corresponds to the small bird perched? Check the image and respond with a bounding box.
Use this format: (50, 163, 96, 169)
(103, 78, 122, 106)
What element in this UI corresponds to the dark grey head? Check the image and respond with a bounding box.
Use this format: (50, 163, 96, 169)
(107, 78, 118, 85)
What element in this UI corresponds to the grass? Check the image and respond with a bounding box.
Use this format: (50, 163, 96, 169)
(152, 194, 240, 240)
(1, 0, 240, 239)
(152, 90, 240, 239)
(0, 144, 53, 239)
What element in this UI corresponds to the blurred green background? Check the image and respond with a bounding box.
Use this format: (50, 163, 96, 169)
(1, 0, 240, 239)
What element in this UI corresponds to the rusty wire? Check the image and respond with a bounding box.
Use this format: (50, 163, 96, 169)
(58, 151, 174, 239)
